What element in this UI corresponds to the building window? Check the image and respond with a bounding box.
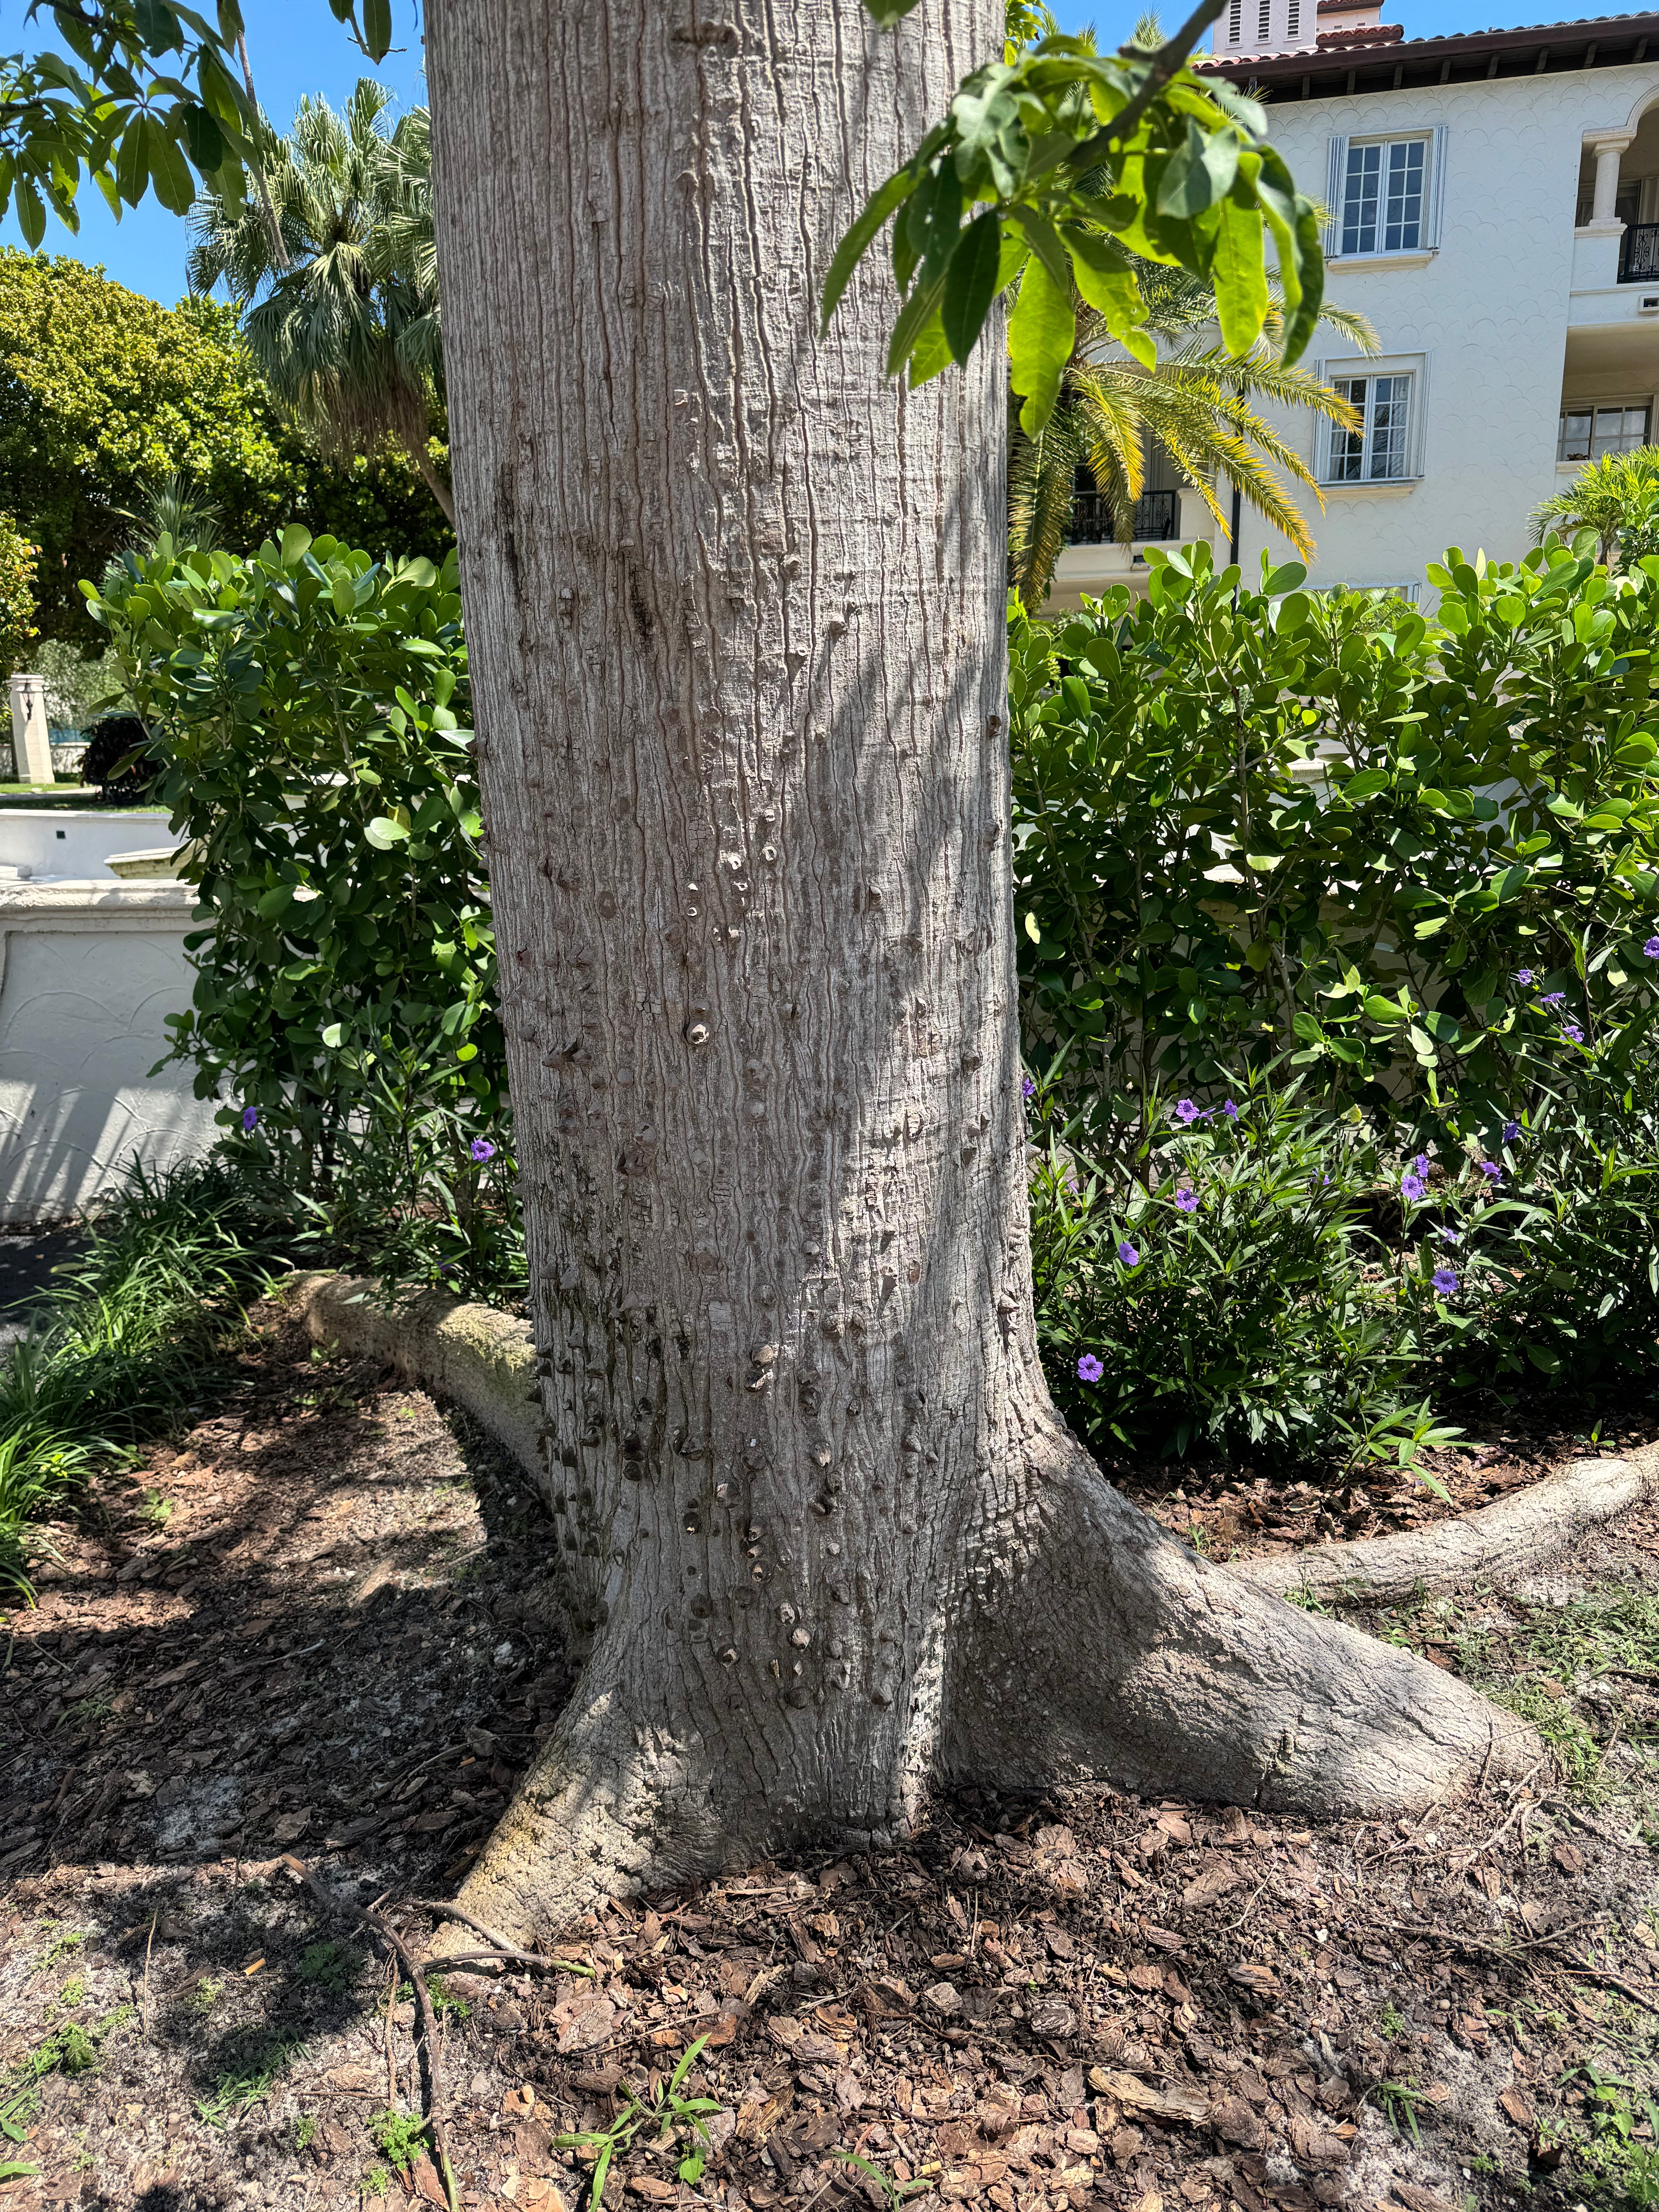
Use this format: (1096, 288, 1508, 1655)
(1286, 0, 1300, 33)
(1328, 374, 1414, 482)
(1341, 138, 1428, 255)
(1257, 0, 1271, 40)
(1227, 0, 1242, 41)
(1558, 405, 1650, 463)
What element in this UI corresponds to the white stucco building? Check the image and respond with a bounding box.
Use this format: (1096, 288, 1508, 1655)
(1051, 5, 1659, 604)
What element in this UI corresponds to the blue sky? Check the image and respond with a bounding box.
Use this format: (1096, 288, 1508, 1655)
(1, 0, 1580, 303)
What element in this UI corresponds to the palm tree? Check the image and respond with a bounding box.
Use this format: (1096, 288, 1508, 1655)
(187, 79, 451, 525)
(1008, 261, 1376, 610)
(1529, 445, 1659, 568)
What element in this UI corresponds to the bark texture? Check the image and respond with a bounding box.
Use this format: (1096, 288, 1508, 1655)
(426, 0, 1533, 1939)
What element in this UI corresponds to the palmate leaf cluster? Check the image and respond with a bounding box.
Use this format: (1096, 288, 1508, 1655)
(829, 0, 1324, 431)
(83, 526, 517, 1302)
(0, 0, 394, 248)
(1013, 535, 1659, 1165)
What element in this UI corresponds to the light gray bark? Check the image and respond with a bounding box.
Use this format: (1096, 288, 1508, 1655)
(425, 0, 1533, 1939)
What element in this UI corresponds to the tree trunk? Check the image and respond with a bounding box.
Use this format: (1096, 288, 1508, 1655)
(426, 0, 1533, 1939)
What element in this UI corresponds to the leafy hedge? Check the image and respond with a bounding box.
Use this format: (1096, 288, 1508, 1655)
(0, 511, 37, 681)
(1013, 537, 1659, 1157)
(87, 528, 518, 1300)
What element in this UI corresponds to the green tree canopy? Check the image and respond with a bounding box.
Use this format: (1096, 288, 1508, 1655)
(0, 247, 451, 645)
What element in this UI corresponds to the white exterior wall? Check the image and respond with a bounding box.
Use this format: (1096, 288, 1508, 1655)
(1238, 59, 1659, 590)
(0, 809, 177, 882)
(0, 880, 218, 1224)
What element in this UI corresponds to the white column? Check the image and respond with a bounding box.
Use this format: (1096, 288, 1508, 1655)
(7, 674, 54, 785)
(1586, 133, 1633, 226)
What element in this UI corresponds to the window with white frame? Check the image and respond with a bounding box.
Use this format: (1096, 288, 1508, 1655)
(1558, 404, 1651, 463)
(1326, 374, 1415, 483)
(1341, 138, 1428, 255)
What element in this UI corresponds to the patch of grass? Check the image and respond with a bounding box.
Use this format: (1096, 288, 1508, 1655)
(835, 2152, 937, 2212)
(369, 2109, 429, 2176)
(1499, 1684, 1606, 1799)
(56, 1977, 85, 2009)
(294, 2114, 317, 2152)
(1377, 2001, 1407, 2040)
(296, 1940, 360, 1994)
(555, 2037, 721, 2211)
(1368, 2079, 1435, 2146)
(194, 2027, 307, 2127)
(190, 1978, 225, 2015)
(362, 2162, 391, 2198)
(0, 1158, 286, 1598)
(35, 1926, 83, 1969)
(138, 1489, 174, 1530)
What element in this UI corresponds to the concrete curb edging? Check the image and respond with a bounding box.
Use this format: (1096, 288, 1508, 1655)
(292, 1271, 546, 1499)
(289, 1272, 1657, 1606)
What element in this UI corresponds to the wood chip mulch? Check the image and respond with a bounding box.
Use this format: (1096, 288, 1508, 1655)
(0, 1313, 1655, 2212)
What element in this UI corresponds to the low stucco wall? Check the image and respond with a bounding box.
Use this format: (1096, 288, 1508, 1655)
(0, 809, 176, 882)
(0, 878, 218, 1224)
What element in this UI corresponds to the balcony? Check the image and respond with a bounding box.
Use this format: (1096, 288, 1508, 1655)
(1621, 223, 1659, 282)
(1067, 486, 1180, 546)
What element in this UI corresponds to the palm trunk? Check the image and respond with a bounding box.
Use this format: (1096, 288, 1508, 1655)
(425, 0, 1531, 1938)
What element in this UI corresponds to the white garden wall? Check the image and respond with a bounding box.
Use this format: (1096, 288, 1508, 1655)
(0, 879, 217, 1224)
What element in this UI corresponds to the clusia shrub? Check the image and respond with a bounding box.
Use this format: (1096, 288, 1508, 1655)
(86, 527, 518, 1300)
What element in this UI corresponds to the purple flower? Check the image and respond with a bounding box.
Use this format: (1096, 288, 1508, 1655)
(241, 1105, 259, 1134)
(1174, 1189, 1200, 1213)
(1645, 937, 1659, 959)
(1117, 1240, 1141, 1268)
(1502, 1119, 1520, 1143)
(1076, 1352, 1104, 1383)
(1222, 1099, 1239, 1120)
(1173, 1099, 1202, 1125)
(1540, 991, 1566, 1008)
(1022, 1075, 1037, 1100)
(1413, 1153, 1429, 1176)
(1438, 1226, 1461, 1245)
(1561, 1021, 1585, 1045)
(1401, 1173, 1427, 1203)
(470, 1137, 496, 1163)
(1431, 1266, 1458, 1295)
(1479, 1160, 1502, 1185)
(1514, 969, 1534, 986)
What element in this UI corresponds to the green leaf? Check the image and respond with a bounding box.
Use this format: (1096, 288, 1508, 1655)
(1065, 227, 1155, 370)
(885, 268, 947, 380)
(863, 0, 925, 17)
(148, 118, 196, 215)
(280, 524, 312, 569)
(821, 167, 921, 334)
(1007, 251, 1074, 439)
(907, 312, 954, 388)
(321, 1022, 344, 1047)
(180, 101, 225, 175)
(1210, 194, 1268, 358)
(362, 0, 394, 60)
(941, 209, 1003, 365)
(365, 816, 410, 849)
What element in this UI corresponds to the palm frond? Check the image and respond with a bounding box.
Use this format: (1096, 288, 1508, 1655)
(1009, 407, 1087, 609)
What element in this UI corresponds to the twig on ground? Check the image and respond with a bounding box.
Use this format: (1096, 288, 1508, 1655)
(407, 1897, 585, 1973)
(141, 1908, 157, 2042)
(366, 1909, 462, 2212)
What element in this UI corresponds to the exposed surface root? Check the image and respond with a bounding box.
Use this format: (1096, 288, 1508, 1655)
(1232, 1447, 1659, 1604)
(952, 1416, 1539, 1823)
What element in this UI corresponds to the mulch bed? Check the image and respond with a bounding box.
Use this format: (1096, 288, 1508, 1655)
(1, 1310, 1656, 2212)
(1117, 1409, 1659, 1560)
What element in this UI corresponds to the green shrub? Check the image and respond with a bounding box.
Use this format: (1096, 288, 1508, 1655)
(1013, 537, 1659, 1160)
(86, 527, 518, 1302)
(1031, 1077, 1446, 1466)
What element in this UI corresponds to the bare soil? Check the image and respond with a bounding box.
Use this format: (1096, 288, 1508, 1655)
(1, 1309, 1655, 2212)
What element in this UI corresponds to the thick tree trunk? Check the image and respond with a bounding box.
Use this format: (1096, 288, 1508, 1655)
(426, 0, 1532, 1938)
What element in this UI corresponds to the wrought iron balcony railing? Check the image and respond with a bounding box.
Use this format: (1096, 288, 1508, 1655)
(1618, 222, 1659, 281)
(1067, 486, 1181, 545)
